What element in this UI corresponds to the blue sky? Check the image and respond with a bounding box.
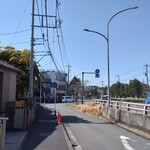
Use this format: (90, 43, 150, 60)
(0, 0, 150, 87)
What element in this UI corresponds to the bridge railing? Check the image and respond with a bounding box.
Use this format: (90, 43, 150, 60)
(95, 99, 150, 115)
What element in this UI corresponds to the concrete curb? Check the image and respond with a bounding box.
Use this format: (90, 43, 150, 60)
(62, 123, 82, 150)
(44, 105, 76, 150)
(61, 124, 74, 150)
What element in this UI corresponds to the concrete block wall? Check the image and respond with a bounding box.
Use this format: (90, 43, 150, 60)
(101, 105, 150, 132)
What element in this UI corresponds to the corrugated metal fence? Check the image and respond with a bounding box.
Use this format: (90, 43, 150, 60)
(13, 108, 27, 130)
(5, 100, 36, 130)
(0, 118, 8, 150)
(13, 107, 36, 130)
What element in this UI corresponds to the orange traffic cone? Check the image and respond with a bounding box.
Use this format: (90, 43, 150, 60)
(57, 113, 62, 124)
(56, 112, 59, 121)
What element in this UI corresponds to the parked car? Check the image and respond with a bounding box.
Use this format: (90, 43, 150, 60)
(62, 96, 74, 103)
(101, 95, 108, 100)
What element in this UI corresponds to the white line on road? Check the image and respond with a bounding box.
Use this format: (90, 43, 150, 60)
(120, 136, 135, 150)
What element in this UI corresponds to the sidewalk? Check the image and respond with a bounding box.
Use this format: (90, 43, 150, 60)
(5, 130, 27, 150)
(5, 104, 70, 150)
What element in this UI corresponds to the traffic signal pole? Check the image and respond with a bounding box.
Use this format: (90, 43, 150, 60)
(81, 71, 100, 104)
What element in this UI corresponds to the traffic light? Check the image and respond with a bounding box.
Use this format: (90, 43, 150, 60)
(95, 69, 100, 78)
(95, 73, 100, 78)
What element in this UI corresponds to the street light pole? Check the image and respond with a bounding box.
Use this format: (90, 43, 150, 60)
(106, 6, 138, 102)
(84, 6, 138, 104)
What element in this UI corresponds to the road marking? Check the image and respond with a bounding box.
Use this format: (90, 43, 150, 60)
(120, 136, 135, 150)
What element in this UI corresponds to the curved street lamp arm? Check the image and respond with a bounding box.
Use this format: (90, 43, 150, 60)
(107, 6, 138, 37)
(84, 29, 108, 41)
(84, 6, 138, 103)
(106, 6, 138, 101)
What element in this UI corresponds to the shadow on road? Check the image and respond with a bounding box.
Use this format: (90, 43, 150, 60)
(22, 104, 58, 150)
(62, 115, 114, 125)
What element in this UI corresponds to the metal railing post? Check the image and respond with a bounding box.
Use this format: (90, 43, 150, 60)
(144, 105, 148, 115)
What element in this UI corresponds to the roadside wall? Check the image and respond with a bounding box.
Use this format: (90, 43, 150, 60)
(1, 69, 17, 112)
(101, 105, 150, 132)
(0, 63, 18, 113)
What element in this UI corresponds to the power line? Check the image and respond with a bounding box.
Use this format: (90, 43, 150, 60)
(31, 0, 66, 77)
(75, 73, 82, 77)
(36, 0, 44, 38)
(33, 0, 59, 72)
(114, 73, 143, 83)
(40, 61, 53, 67)
(0, 29, 31, 36)
(56, 28, 66, 71)
(3, 41, 30, 46)
(56, 4, 69, 66)
(111, 65, 144, 83)
(44, 0, 59, 71)
(119, 65, 143, 76)
(10, 0, 30, 45)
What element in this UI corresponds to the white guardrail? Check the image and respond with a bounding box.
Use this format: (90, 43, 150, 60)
(95, 99, 150, 115)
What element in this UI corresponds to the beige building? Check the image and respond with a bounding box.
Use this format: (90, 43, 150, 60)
(0, 61, 20, 113)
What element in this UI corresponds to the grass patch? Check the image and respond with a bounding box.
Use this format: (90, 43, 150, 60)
(75, 103, 102, 117)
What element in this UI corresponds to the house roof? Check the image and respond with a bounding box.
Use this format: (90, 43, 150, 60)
(0, 61, 21, 72)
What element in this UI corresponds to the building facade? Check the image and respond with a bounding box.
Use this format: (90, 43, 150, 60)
(41, 70, 67, 102)
(0, 61, 20, 112)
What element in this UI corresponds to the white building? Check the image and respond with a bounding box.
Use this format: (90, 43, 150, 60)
(41, 70, 67, 102)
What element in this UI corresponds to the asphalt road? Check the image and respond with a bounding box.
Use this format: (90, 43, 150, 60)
(22, 105, 69, 150)
(46, 103, 150, 150)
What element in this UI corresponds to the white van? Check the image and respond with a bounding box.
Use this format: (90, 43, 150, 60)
(62, 96, 74, 103)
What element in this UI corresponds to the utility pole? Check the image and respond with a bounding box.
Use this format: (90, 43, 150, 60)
(40, 73, 42, 104)
(81, 71, 98, 104)
(116, 74, 120, 82)
(29, 0, 35, 99)
(66, 64, 71, 95)
(101, 81, 103, 88)
(29, 0, 58, 98)
(144, 64, 149, 95)
(82, 72, 84, 104)
(100, 81, 104, 98)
